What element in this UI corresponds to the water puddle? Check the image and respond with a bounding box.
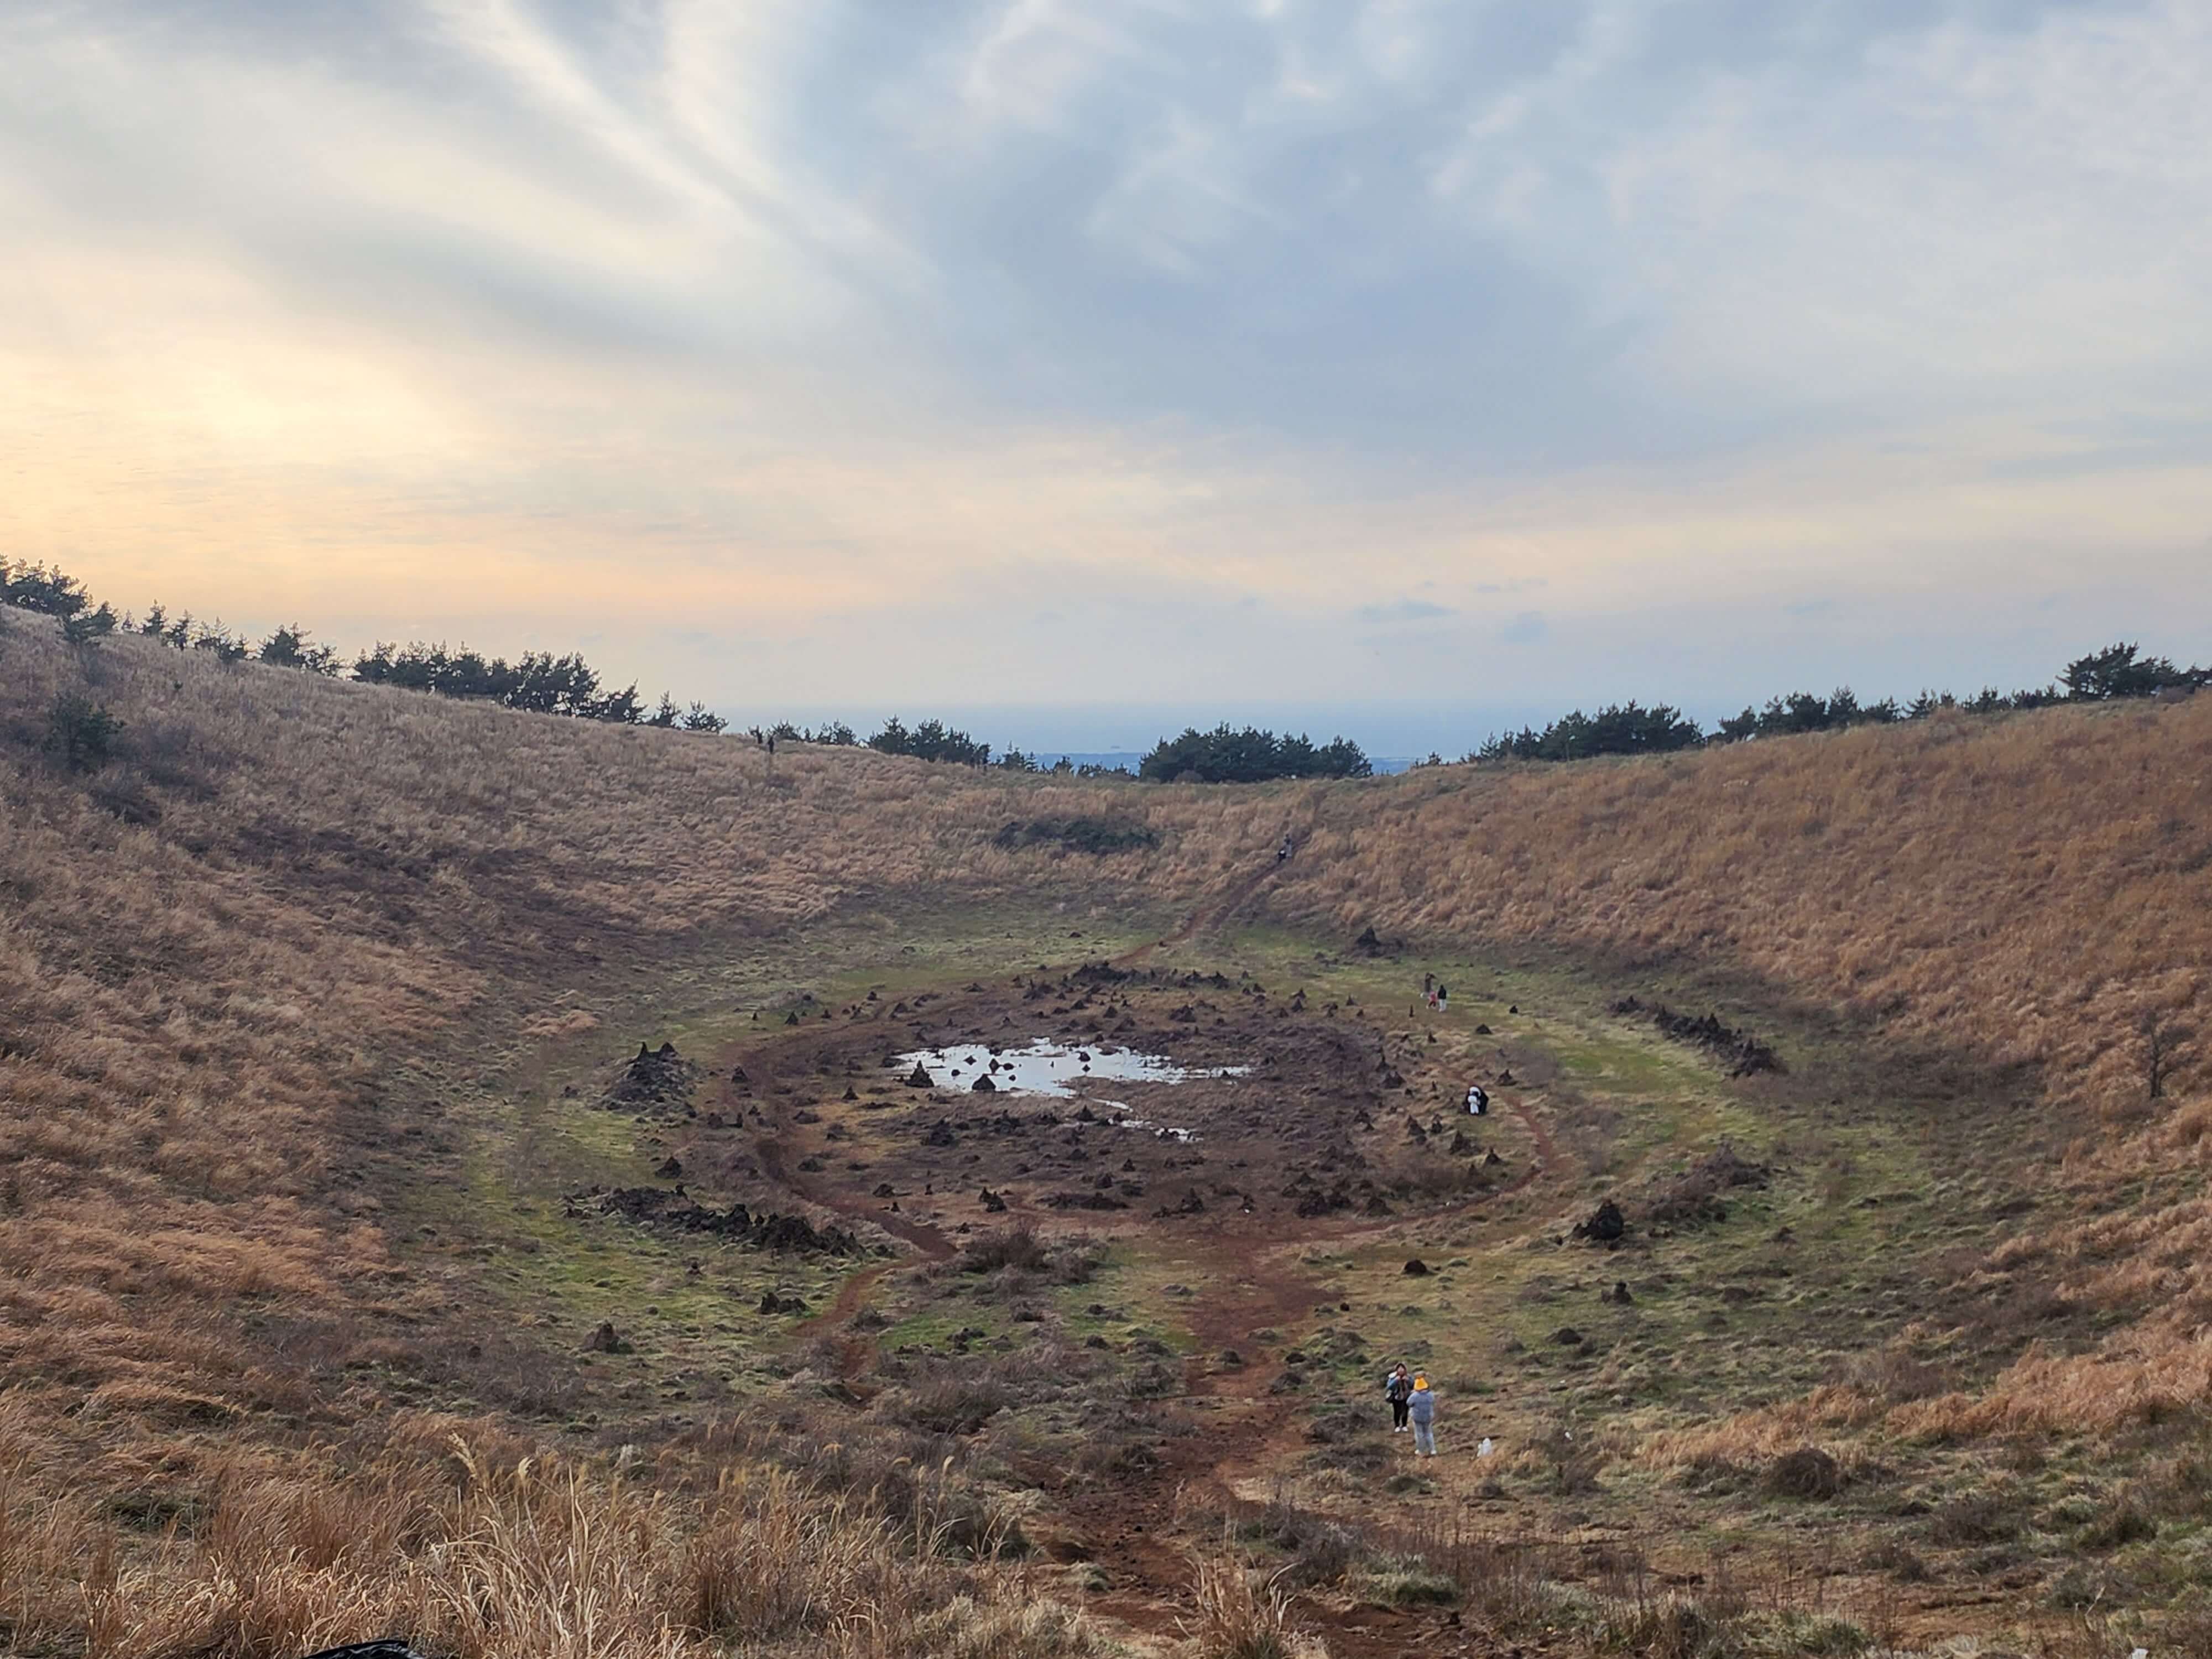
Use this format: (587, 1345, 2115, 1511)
(889, 1038, 1245, 1141)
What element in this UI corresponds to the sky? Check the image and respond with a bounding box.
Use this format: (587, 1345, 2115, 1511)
(4, 0, 2209, 737)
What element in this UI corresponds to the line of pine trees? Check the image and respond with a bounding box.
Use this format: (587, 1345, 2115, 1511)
(1, 557, 725, 732)
(1469, 642, 2208, 765)
(3, 557, 1021, 755)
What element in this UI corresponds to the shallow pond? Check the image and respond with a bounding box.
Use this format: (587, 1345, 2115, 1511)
(888, 1038, 1245, 1139)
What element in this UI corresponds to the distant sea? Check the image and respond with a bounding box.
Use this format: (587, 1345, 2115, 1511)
(1009, 750, 1420, 777)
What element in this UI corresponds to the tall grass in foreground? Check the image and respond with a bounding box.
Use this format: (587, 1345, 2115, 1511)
(1186, 1554, 1311, 1659)
(0, 1430, 1093, 1659)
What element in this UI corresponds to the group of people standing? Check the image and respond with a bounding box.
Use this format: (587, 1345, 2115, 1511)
(1383, 1363, 1438, 1455)
(1422, 971, 1449, 1013)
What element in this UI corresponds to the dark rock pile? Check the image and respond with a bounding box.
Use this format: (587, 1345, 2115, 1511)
(1608, 998, 1783, 1077)
(604, 1041, 699, 1112)
(1044, 1190, 1128, 1211)
(1573, 1199, 1626, 1243)
(584, 1186, 867, 1254)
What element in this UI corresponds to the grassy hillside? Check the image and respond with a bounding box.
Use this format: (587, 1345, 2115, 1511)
(1265, 698, 2212, 1442)
(4, 604, 2209, 1658)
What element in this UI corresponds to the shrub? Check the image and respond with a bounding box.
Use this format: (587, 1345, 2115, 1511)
(1766, 1446, 1846, 1500)
(2077, 1489, 2159, 1550)
(1239, 1496, 1360, 1588)
(1, 558, 92, 619)
(1538, 1422, 1601, 1495)
(960, 1227, 1050, 1275)
(1928, 1488, 2023, 1545)
(2064, 641, 2209, 700)
(257, 625, 341, 674)
(868, 717, 990, 765)
(992, 817, 1160, 855)
(190, 620, 249, 662)
(770, 719, 857, 745)
(1187, 1556, 1301, 1659)
(1138, 724, 1369, 782)
(1474, 637, 2200, 764)
(42, 693, 124, 772)
(1353, 1553, 1459, 1606)
(62, 604, 118, 645)
(881, 1374, 1016, 1437)
(1477, 701, 1704, 763)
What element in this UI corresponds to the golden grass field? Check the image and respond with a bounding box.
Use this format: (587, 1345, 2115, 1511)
(3, 603, 2208, 1657)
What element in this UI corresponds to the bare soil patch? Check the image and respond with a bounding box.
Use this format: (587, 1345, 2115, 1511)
(678, 965, 1514, 1257)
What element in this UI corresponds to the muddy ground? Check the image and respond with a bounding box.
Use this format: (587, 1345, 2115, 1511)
(674, 965, 1515, 1254)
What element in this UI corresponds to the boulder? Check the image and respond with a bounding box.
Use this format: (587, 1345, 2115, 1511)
(1574, 1200, 1626, 1243)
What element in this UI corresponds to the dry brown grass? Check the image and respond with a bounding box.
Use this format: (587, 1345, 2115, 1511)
(1186, 1553, 1311, 1659)
(0, 1412, 1091, 1659)
(1271, 702, 2210, 1123)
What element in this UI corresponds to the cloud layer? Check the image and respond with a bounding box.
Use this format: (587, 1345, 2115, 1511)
(3, 0, 2207, 712)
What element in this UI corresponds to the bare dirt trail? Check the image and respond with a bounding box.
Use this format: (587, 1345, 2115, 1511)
(755, 1129, 953, 1379)
(1119, 789, 1328, 965)
(1063, 1237, 1473, 1659)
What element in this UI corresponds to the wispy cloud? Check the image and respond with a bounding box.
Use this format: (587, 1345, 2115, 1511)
(0, 1, 2205, 708)
(1357, 599, 1455, 624)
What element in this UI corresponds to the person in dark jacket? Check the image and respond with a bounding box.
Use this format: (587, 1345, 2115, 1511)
(1384, 1362, 1413, 1432)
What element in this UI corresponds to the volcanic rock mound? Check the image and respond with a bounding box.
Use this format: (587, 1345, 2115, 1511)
(605, 1041, 699, 1112)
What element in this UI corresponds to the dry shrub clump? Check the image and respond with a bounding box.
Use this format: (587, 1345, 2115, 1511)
(1186, 1554, 1312, 1659)
(0, 1427, 1088, 1659)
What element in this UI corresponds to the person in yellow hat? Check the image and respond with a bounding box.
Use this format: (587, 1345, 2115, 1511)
(1408, 1374, 1437, 1456)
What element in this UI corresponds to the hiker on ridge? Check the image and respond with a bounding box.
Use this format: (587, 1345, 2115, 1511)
(1384, 1361, 1414, 1433)
(1408, 1373, 1438, 1457)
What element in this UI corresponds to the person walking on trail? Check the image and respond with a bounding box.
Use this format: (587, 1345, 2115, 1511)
(1276, 831, 1294, 864)
(1384, 1363, 1414, 1432)
(1466, 1082, 1489, 1117)
(1408, 1374, 1438, 1457)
